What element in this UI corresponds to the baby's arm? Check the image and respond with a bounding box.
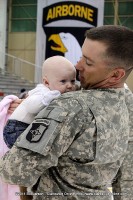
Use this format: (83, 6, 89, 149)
(22, 90, 61, 114)
(3, 95, 44, 149)
(4, 90, 60, 148)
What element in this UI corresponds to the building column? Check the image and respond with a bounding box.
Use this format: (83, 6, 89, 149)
(114, 0, 119, 25)
(0, 0, 7, 72)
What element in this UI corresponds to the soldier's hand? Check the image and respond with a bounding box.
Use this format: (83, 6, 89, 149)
(8, 99, 23, 114)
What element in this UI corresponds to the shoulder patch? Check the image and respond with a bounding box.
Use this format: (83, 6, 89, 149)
(26, 119, 50, 143)
(16, 106, 68, 155)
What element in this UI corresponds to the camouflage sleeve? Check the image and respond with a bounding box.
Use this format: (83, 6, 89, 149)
(0, 96, 88, 187)
(112, 88, 133, 200)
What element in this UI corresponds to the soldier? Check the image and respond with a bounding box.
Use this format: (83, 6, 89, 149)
(0, 25, 133, 200)
(112, 85, 133, 200)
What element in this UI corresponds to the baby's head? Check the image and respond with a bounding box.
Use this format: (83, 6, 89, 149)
(42, 56, 76, 94)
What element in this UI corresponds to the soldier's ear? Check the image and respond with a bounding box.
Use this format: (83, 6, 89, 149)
(42, 76, 50, 87)
(109, 68, 125, 83)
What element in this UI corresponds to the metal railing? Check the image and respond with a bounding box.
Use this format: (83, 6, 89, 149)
(0, 52, 42, 83)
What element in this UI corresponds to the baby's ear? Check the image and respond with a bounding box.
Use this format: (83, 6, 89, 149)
(42, 76, 49, 86)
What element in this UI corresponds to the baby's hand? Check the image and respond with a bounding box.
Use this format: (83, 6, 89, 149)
(8, 99, 23, 114)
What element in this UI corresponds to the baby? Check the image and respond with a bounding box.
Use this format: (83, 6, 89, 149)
(3, 55, 76, 149)
(3, 55, 76, 200)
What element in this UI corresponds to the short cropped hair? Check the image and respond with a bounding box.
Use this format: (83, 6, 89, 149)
(85, 25, 133, 71)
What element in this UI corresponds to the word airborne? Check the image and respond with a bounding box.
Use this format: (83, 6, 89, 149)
(46, 4, 94, 22)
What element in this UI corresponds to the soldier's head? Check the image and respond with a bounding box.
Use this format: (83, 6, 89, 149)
(42, 55, 76, 94)
(76, 25, 133, 89)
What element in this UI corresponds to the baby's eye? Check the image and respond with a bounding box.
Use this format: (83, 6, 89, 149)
(71, 80, 75, 84)
(60, 80, 66, 83)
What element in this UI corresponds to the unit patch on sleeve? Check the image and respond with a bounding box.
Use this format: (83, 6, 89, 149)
(26, 119, 50, 143)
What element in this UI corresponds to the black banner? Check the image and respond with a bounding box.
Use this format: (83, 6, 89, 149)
(42, 1, 98, 27)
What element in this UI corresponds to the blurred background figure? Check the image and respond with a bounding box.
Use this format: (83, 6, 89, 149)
(19, 88, 28, 99)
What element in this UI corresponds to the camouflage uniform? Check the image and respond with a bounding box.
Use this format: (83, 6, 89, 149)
(0, 88, 129, 200)
(113, 87, 133, 200)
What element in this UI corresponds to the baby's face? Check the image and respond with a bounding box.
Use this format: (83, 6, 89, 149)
(48, 67, 76, 94)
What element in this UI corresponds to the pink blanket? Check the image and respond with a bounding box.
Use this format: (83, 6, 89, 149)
(0, 95, 20, 200)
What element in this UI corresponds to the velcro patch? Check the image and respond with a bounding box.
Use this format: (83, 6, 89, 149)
(26, 119, 50, 143)
(16, 106, 68, 155)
